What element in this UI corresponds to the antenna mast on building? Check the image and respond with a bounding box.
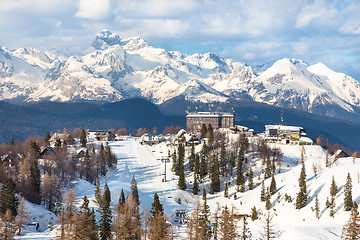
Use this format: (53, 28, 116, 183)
(280, 109, 283, 126)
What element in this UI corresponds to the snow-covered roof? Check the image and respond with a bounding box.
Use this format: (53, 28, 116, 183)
(184, 133, 200, 142)
(265, 125, 304, 131)
(299, 137, 313, 143)
(186, 112, 234, 117)
(76, 147, 88, 155)
(176, 129, 186, 138)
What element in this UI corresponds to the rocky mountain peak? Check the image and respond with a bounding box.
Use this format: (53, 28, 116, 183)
(92, 30, 123, 50)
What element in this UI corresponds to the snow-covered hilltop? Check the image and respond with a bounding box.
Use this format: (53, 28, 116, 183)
(16, 135, 360, 240)
(1, 30, 360, 120)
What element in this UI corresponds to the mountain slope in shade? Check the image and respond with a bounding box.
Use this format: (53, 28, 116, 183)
(1, 30, 360, 122)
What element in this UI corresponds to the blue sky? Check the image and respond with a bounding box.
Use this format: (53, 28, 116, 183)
(1, 0, 359, 79)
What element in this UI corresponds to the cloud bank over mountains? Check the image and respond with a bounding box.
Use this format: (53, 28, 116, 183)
(0, 0, 359, 80)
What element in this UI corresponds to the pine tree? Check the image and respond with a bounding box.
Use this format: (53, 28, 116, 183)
(210, 153, 220, 193)
(341, 202, 360, 239)
(229, 151, 236, 176)
(200, 123, 207, 139)
(330, 176, 338, 198)
(99, 183, 112, 240)
(80, 128, 87, 147)
(151, 193, 163, 216)
(265, 187, 272, 210)
(329, 175, 337, 217)
(200, 141, 208, 178)
(265, 154, 272, 179)
(148, 193, 169, 240)
(329, 196, 335, 217)
(30, 140, 41, 160)
(199, 194, 212, 240)
(94, 176, 103, 206)
(260, 181, 266, 202)
(194, 153, 200, 176)
(236, 147, 244, 190)
(251, 206, 258, 221)
(193, 175, 199, 195)
(171, 151, 177, 174)
(90, 208, 97, 239)
(261, 211, 282, 240)
(131, 175, 140, 205)
(0, 177, 18, 217)
(178, 160, 186, 190)
(220, 142, 227, 176)
(295, 163, 307, 209)
(74, 195, 98, 240)
(29, 159, 41, 204)
(177, 143, 185, 176)
(314, 194, 320, 220)
(219, 205, 237, 240)
(83, 150, 93, 182)
(105, 143, 115, 168)
(189, 143, 196, 171)
(241, 216, 251, 240)
(202, 187, 207, 201)
(224, 182, 229, 198)
(248, 167, 254, 190)
(119, 188, 126, 205)
(344, 173, 353, 211)
(45, 131, 51, 147)
(270, 174, 277, 195)
(15, 197, 28, 235)
(99, 143, 107, 176)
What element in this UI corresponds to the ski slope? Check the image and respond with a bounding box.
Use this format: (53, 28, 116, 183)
(16, 136, 360, 239)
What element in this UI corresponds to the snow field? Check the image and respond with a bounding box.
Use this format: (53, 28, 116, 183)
(17, 136, 360, 239)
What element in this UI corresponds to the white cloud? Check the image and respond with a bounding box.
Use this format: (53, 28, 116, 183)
(0, 0, 359, 79)
(0, 0, 74, 14)
(115, 17, 189, 38)
(113, 0, 198, 18)
(295, 0, 338, 29)
(75, 0, 111, 20)
(338, 1, 360, 35)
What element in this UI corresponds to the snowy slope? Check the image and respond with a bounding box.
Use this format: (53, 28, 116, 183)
(18, 136, 360, 239)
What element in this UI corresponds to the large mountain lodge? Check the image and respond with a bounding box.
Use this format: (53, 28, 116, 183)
(186, 111, 235, 132)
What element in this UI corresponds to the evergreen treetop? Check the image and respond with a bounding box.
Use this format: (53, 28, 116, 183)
(0, 177, 19, 217)
(151, 193, 163, 217)
(344, 173, 353, 211)
(131, 175, 140, 205)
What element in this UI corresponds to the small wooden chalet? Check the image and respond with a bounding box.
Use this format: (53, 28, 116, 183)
(184, 133, 201, 146)
(40, 147, 55, 158)
(174, 129, 200, 146)
(49, 133, 74, 146)
(334, 149, 349, 159)
(0, 153, 21, 166)
(91, 131, 116, 141)
(141, 133, 165, 145)
(76, 148, 88, 159)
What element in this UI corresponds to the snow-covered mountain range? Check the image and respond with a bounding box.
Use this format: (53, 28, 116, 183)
(1, 30, 360, 121)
